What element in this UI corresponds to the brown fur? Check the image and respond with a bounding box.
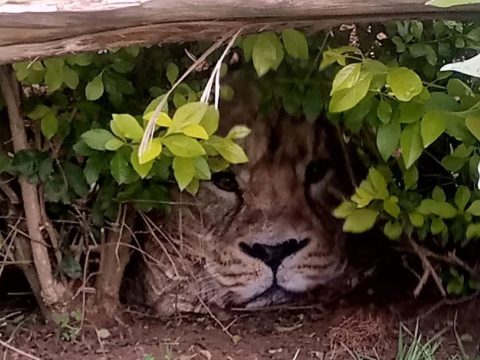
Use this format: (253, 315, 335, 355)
(142, 72, 353, 315)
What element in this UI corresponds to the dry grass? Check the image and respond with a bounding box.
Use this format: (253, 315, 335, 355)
(324, 309, 397, 360)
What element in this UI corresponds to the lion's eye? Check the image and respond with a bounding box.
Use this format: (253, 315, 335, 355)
(305, 159, 331, 184)
(212, 171, 240, 193)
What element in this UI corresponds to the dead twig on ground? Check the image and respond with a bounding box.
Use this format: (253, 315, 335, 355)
(453, 311, 469, 360)
(407, 238, 447, 298)
(0, 339, 41, 360)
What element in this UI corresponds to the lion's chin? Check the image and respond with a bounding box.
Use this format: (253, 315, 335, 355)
(228, 285, 291, 310)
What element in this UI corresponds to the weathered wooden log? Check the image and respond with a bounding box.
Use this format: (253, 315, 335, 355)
(0, 0, 478, 64)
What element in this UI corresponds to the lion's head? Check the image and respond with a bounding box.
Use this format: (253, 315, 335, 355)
(142, 72, 354, 314)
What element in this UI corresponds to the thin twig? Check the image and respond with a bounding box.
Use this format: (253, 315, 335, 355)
(0, 340, 41, 360)
(408, 238, 447, 297)
(395, 244, 477, 277)
(403, 289, 480, 324)
(0, 179, 20, 204)
(453, 311, 469, 360)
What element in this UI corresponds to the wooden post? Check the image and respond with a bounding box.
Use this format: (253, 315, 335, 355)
(0, 0, 478, 64)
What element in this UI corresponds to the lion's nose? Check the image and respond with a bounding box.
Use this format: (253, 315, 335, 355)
(239, 239, 309, 272)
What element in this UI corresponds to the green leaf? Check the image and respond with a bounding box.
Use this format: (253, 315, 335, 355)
(411, 21, 424, 39)
(0, 153, 12, 174)
(138, 138, 162, 164)
(64, 162, 89, 197)
(409, 212, 425, 227)
(442, 155, 467, 172)
(81, 129, 116, 151)
(226, 125, 251, 140)
(84, 155, 106, 185)
(399, 102, 425, 124)
(466, 223, 480, 240)
(64, 66, 79, 90)
(329, 72, 372, 113)
(383, 221, 403, 240)
(169, 102, 208, 134)
(200, 106, 220, 136)
(252, 33, 277, 77)
(447, 273, 465, 296)
(465, 114, 480, 141)
(162, 134, 206, 158)
(351, 185, 374, 208)
(130, 147, 153, 178)
(455, 185, 471, 211)
(433, 201, 457, 219)
(208, 157, 230, 172)
(400, 122, 423, 169)
(432, 186, 446, 202)
(182, 124, 209, 139)
(105, 138, 125, 151)
(377, 100, 392, 124)
(446, 115, 477, 144)
(320, 51, 345, 71)
(333, 201, 357, 219)
(331, 63, 361, 95)
(62, 254, 82, 280)
(417, 199, 436, 215)
(207, 136, 248, 164)
(194, 157, 211, 180)
(384, 196, 400, 218)
(111, 114, 144, 141)
(447, 78, 474, 98)
(166, 63, 179, 85)
(343, 209, 379, 233)
(344, 96, 373, 133)
(264, 32, 284, 71)
(172, 157, 195, 191)
(404, 165, 418, 190)
(44, 58, 65, 93)
(28, 105, 51, 120)
(319, 46, 360, 70)
(185, 177, 200, 195)
(63, 66, 80, 90)
(303, 85, 324, 122)
(241, 34, 258, 62)
(363, 59, 388, 75)
(282, 29, 309, 60)
(467, 200, 480, 216)
(431, 217, 446, 235)
(377, 118, 401, 162)
(67, 53, 93, 66)
(144, 94, 168, 116)
(220, 85, 235, 100)
(421, 111, 448, 148)
(85, 72, 104, 101)
(143, 111, 173, 128)
(110, 149, 137, 185)
(386, 67, 423, 102)
(41, 112, 58, 140)
(368, 168, 389, 200)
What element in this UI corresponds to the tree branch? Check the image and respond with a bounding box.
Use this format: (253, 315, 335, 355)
(0, 64, 66, 307)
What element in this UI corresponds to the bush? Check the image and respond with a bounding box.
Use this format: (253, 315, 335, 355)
(1, 19, 480, 321)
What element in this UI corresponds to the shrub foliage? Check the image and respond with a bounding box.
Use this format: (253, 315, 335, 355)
(1, 18, 480, 319)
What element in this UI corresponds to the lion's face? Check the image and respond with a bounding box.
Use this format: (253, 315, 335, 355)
(177, 111, 351, 309)
(143, 73, 353, 313)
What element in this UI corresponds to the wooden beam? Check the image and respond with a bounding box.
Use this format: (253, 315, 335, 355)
(0, 0, 478, 64)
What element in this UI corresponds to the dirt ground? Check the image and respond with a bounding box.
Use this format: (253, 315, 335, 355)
(1, 259, 480, 360)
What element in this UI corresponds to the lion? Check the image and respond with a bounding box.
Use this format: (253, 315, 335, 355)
(139, 71, 360, 316)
